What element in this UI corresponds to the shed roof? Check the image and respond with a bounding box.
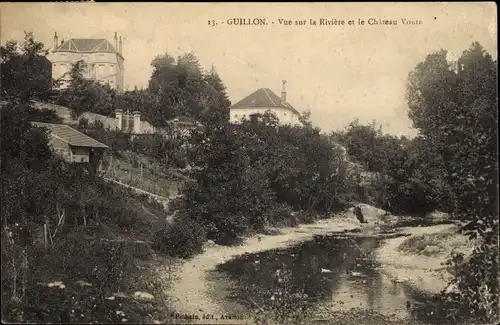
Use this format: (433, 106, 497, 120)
(231, 88, 300, 116)
(32, 122, 108, 149)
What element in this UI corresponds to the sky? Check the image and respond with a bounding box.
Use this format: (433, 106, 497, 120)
(1, 2, 497, 136)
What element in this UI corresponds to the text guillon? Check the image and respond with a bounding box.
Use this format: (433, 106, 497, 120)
(208, 17, 423, 27)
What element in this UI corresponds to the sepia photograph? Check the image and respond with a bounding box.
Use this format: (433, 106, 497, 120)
(0, 2, 498, 325)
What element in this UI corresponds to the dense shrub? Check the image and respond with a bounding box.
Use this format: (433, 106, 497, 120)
(78, 117, 89, 129)
(82, 128, 132, 154)
(294, 210, 317, 225)
(152, 217, 206, 258)
(405, 43, 498, 323)
(183, 111, 351, 243)
(333, 123, 441, 216)
(266, 203, 297, 228)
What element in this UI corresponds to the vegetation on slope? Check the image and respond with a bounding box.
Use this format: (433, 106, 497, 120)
(1, 32, 177, 324)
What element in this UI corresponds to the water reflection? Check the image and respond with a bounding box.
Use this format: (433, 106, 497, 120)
(216, 235, 413, 321)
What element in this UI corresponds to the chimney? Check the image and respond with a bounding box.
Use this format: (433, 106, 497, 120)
(133, 111, 141, 134)
(114, 32, 118, 52)
(119, 36, 122, 54)
(115, 109, 123, 131)
(53, 32, 58, 51)
(281, 80, 287, 103)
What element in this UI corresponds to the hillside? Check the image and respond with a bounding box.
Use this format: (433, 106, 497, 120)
(1, 99, 185, 324)
(100, 151, 187, 199)
(32, 101, 190, 205)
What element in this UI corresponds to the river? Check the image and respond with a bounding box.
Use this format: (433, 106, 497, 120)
(212, 231, 457, 325)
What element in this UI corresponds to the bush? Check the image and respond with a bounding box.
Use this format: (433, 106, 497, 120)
(295, 210, 317, 225)
(91, 119, 104, 130)
(78, 117, 89, 129)
(152, 217, 205, 258)
(267, 203, 298, 228)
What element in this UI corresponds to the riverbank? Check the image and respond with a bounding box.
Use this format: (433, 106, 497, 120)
(374, 224, 474, 295)
(157, 212, 473, 325)
(159, 216, 361, 324)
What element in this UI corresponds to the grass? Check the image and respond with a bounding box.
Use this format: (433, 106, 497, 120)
(397, 226, 475, 257)
(102, 152, 185, 198)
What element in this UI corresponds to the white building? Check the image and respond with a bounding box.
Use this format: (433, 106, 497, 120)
(48, 32, 124, 92)
(230, 81, 301, 125)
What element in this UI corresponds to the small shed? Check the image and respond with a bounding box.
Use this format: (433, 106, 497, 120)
(31, 122, 108, 168)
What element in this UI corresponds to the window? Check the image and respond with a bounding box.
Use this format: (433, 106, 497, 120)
(284, 113, 287, 116)
(110, 64, 115, 68)
(99, 64, 105, 67)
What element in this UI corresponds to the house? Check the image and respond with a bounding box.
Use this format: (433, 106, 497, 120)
(48, 32, 124, 92)
(31, 122, 108, 169)
(230, 81, 301, 125)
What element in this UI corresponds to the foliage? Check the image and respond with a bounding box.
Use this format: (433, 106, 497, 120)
(183, 110, 353, 244)
(56, 61, 120, 118)
(333, 121, 443, 215)
(1, 31, 171, 321)
(147, 52, 231, 125)
(152, 217, 206, 258)
(130, 131, 189, 168)
(82, 128, 132, 155)
(1, 228, 165, 324)
(1, 31, 52, 102)
(78, 116, 90, 129)
(1, 105, 170, 322)
(333, 120, 385, 172)
(405, 42, 498, 323)
(54, 51, 231, 127)
(266, 203, 298, 228)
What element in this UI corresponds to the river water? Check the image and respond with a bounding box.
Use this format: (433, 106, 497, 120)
(214, 233, 453, 325)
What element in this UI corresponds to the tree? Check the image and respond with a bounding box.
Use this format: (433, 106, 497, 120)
(1, 32, 52, 102)
(184, 122, 275, 243)
(147, 52, 231, 125)
(183, 108, 352, 243)
(56, 61, 120, 118)
(200, 65, 231, 123)
(406, 42, 498, 322)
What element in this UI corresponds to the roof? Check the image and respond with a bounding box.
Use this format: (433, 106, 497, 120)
(231, 88, 300, 115)
(32, 122, 108, 149)
(55, 38, 117, 53)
